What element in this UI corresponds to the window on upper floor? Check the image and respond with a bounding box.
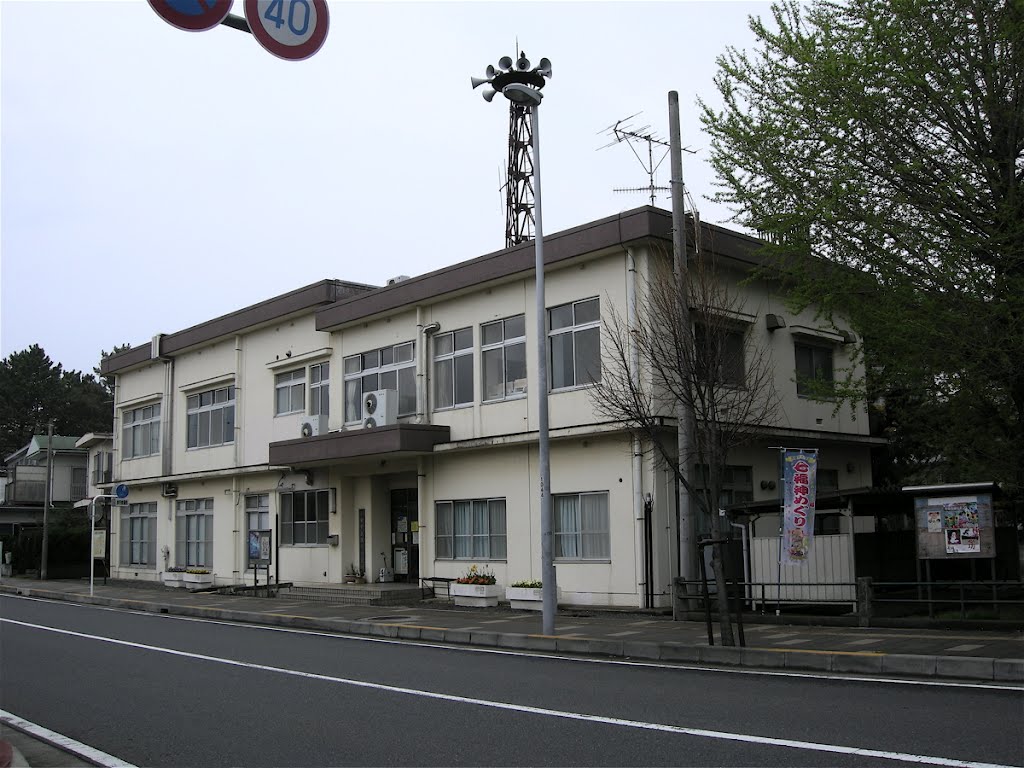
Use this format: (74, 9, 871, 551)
(795, 342, 835, 397)
(186, 385, 235, 449)
(92, 451, 113, 486)
(482, 314, 527, 401)
(549, 298, 601, 390)
(175, 498, 213, 568)
(695, 324, 746, 388)
(435, 498, 507, 560)
(343, 342, 415, 423)
(275, 369, 305, 416)
(122, 403, 161, 459)
(818, 468, 839, 493)
(554, 491, 609, 560)
(309, 362, 329, 416)
(433, 328, 473, 410)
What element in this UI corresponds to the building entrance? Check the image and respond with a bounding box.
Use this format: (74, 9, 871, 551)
(390, 488, 419, 583)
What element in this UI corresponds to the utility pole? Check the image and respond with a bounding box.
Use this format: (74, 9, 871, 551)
(41, 420, 54, 580)
(669, 91, 696, 590)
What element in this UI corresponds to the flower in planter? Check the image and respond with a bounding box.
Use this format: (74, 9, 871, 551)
(185, 568, 211, 575)
(456, 564, 496, 585)
(510, 579, 542, 589)
(166, 566, 187, 573)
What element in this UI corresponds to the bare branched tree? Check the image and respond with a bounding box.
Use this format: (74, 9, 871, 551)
(592, 246, 781, 645)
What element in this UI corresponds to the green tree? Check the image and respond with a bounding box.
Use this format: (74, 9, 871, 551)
(0, 345, 113, 458)
(700, 0, 1024, 493)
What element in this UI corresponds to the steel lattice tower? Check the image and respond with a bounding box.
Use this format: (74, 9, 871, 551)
(505, 102, 536, 247)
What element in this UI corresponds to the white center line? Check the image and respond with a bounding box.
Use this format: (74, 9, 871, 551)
(1, 618, 1012, 768)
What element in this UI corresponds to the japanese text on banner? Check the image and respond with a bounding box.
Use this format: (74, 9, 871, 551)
(781, 449, 818, 565)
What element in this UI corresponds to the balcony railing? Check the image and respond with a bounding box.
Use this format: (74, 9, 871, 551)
(4, 480, 46, 504)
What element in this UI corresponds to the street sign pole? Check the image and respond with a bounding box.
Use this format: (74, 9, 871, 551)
(89, 494, 117, 597)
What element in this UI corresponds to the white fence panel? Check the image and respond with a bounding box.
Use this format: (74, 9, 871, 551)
(749, 534, 856, 606)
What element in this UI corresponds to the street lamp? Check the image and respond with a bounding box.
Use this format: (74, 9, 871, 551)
(472, 53, 556, 635)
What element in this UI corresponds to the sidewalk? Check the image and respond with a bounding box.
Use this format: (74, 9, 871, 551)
(2, 578, 1022, 684)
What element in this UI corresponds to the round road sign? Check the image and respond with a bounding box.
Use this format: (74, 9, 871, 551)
(244, 0, 329, 61)
(148, 0, 235, 32)
(115, 484, 130, 499)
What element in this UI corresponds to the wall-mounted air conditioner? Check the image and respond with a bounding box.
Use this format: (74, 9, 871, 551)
(362, 389, 397, 428)
(299, 414, 329, 438)
(161, 483, 178, 498)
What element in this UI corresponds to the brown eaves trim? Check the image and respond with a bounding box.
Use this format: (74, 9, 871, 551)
(269, 423, 451, 466)
(101, 279, 376, 375)
(314, 206, 763, 331)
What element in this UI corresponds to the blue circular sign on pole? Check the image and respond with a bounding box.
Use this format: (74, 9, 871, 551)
(149, 0, 234, 32)
(115, 484, 130, 500)
(244, 0, 329, 61)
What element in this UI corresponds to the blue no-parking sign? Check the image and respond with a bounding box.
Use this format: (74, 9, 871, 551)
(244, 0, 329, 61)
(149, 0, 234, 32)
(115, 484, 130, 499)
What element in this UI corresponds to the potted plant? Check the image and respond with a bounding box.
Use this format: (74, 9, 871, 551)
(162, 566, 187, 588)
(506, 579, 545, 610)
(183, 568, 213, 589)
(344, 563, 365, 584)
(450, 564, 501, 607)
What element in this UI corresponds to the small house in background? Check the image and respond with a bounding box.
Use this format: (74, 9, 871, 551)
(1, 435, 89, 535)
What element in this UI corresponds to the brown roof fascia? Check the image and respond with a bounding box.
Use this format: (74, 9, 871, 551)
(269, 423, 451, 466)
(101, 280, 375, 375)
(314, 207, 765, 331)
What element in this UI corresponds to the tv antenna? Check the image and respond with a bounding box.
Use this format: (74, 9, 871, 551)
(598, 113, 696, 207)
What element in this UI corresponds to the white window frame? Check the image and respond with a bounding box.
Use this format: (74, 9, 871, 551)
(120, 502, 157, 568)
(481, 314, 527, 402)
(434, 499, 507, 560)
(553, 491, 609, 560)
(175, 498, 214, 568)
(279, 488, 332, 546)
(275, 369, 306, 416)
(342, 342, 416, 423)
(186, 385, 235, 449)
(121, 403, 161, 460)
(549, 297, 601, 390)
(309, 361, 329, 417)
(433, 328, 474, 410)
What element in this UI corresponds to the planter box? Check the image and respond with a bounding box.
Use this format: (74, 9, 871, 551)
(162, 572, 185, 589)
(506, 586, 544, 611)
(450, 582, 502, 608)
(183, 572, 213, 589)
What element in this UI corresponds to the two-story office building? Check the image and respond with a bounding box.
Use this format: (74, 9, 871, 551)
(100, 207, 880, 607)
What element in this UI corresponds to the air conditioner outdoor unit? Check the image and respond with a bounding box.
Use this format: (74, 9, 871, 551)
(161, 483, 178, 498)
(299, 415, 329, 438)
(362, 389, 398, 428)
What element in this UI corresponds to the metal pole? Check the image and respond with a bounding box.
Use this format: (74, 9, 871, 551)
(532, 103, 556, 636)
(41, 421, 54, 580)
(776, 447, 784, 616)
(668, 91, 695, 589)
(89, 494, 115, 597)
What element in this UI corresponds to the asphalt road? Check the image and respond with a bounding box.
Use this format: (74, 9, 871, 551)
(1, 595, 1021, 768)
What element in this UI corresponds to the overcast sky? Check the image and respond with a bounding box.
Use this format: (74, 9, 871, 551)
(1, 0, 771, 376)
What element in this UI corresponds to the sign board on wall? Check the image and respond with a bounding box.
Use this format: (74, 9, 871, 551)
(914, 494, 994, 560)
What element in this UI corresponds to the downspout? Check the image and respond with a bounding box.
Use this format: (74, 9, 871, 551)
(156, 334, 173, 480)
(234, 336, 243, 582)
(234, 335, 243, 466)
(627, 247, 646, 609)
(416, 308, 427, 424)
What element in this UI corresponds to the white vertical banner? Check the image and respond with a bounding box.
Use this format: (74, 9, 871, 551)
(780, 449, 818, 565)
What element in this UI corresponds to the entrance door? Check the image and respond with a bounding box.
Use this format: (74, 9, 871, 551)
(390, 489, 419, 583)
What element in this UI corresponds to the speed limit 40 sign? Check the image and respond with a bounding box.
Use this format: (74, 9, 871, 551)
(244, 0, 330, 61)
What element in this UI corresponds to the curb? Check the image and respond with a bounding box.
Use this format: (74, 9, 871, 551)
(3, 584, 1022, 683)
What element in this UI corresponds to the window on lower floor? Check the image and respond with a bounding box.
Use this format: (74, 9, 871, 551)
(818, 468, 839, 493)
(550, 298, 601, 389)
(433, 328, 474, 409)
(175, 498, 213, 568)
(693, 464, 754, 506)
(795, 342, 835, 397)
(186, 386, 235, 448)
(279, 489, 331, 545)
(120, 502, 157, 567)
(553, 492, 609, 559)
(435, 499, 507, 560)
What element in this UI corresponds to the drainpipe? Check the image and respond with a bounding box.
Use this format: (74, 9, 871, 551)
(627, 247, 646, 609)
(234, 335, 243, 466)
(418, 315, 441, 424)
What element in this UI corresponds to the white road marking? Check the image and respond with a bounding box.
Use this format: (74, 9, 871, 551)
(609, 630, 642, 637)
(4, 595, 1019, 692)
(946, 644, 985, 652)
(774, 638, 812, 645)
(0, 709, 136, 768)
(1, 617, 1016, 768)
(846, 639, 885, 646)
